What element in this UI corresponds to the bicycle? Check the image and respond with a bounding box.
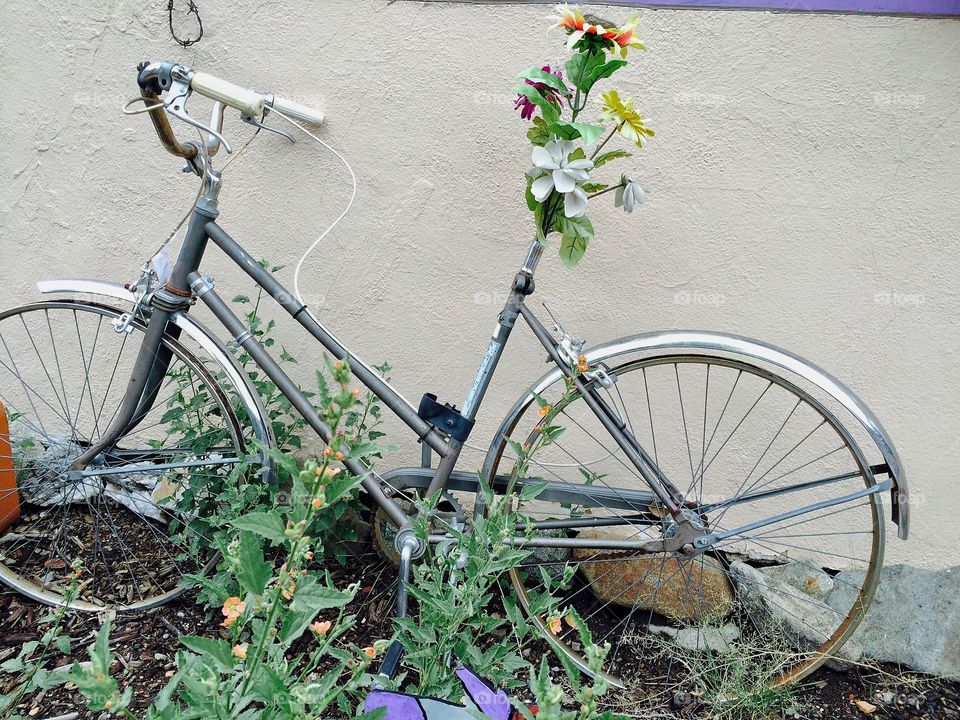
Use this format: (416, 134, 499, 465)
(0, 60, 909, 693)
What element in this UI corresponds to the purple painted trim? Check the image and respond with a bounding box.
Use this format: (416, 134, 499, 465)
(599, 0, 960, 13)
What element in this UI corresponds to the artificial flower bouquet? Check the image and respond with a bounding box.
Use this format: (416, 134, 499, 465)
(516, 4, 654, 266)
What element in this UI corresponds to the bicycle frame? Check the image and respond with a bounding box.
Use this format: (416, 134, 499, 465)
(65, 196, 684, 540)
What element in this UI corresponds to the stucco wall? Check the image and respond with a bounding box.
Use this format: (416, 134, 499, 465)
(0, 1, 957, 568)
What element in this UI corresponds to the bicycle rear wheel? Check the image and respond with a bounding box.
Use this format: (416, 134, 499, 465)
(487, 352, 883, 699)
(0, 301, 251, 610)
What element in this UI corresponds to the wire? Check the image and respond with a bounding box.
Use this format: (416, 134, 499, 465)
(264, 108, 358, 330)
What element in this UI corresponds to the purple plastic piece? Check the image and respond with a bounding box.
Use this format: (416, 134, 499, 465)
(455, 667, 512, 720)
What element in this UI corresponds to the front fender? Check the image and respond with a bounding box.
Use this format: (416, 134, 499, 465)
(484, 329, 908, 540)
(35, 278, 275, 466)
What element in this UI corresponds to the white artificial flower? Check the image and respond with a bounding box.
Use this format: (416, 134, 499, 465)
(528, 139, 594, 218)
(615, 175, 646, 213)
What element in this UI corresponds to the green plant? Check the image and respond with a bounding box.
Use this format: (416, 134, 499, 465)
(166, 275, 389, 606)
(643, 622, 799, 720)
(514, 612, 630, 720)
(394, 482, 531, 698)
(67, 358, 389, 719)
(516, 5, 653, 267)
(394, 396, 574, 700)
(0, 560, 82, 719)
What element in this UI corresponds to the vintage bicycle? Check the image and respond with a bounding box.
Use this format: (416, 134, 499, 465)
(0, 61, 909, 692)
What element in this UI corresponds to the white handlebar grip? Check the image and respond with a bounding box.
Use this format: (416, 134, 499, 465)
(270, 95, 325, 126)
(191, 72, 265, 117)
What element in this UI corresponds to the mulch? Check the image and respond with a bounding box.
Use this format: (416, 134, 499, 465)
(2, 554, 958, 720)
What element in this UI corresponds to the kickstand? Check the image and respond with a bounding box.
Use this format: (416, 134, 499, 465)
(374, 533, 419, 684)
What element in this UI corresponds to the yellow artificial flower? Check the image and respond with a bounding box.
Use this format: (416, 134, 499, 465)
(598, 90, 654, 148)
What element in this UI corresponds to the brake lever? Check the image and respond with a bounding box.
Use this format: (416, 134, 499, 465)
(164, 79, 233, 154)
(240, 101, 295, 143)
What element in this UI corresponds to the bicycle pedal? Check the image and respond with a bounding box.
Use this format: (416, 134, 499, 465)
(377, 639, 405, 681)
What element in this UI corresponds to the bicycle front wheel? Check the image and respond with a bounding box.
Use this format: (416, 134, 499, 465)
(487, 352, 884, 698)
(0, 301, 251, 610)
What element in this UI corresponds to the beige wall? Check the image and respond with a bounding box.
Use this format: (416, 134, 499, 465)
(1, 1, 957, 568)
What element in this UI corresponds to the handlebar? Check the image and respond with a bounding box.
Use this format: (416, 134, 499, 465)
(135, 61, 325, 160)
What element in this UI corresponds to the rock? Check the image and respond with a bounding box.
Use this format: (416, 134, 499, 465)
(528, 529, 572, 580)
(650, 622, 741, 653)
(830, 564, 960, 677)
(729, 560, 863, 662)
(730, 561, 960, 677)
(573, 528, 734, 622)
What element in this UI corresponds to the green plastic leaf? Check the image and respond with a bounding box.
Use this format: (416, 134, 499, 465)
(517, 67, 570, 97)
(550, 122, 605, 145)
(587, 59, 627, 87)
(558, 215, 594, 268)
(179, 636, 237, 673)
(565, 51, 605, 93)
(232, 511, 286, 544)
(581, 182, 609, 193)
(593, 149, 632, 167)
(525, 181, 539, 211)
(526, 116, 551, 146)
(571, 123, 605, 144)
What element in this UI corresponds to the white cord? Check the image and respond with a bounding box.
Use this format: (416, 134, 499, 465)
(255, 108, 612, 471)
(265, 108, 357, 326)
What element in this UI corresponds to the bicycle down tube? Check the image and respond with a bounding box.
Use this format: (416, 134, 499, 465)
(75, 194, 865, 551)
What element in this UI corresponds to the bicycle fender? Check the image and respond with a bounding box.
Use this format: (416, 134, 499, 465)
(485, 330, 908, 540)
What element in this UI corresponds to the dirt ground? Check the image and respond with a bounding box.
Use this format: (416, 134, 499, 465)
(3, 562, 959, 720)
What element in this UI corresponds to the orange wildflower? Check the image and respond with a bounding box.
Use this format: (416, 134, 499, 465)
(362, 646, 376, 659)
(310, 620, 332, 636)
(232, 643, 248, 660)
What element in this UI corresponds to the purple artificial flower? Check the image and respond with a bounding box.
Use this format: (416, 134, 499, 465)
(515, 65, 566, 121)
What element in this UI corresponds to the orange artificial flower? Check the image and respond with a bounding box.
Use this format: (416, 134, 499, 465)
(554, 4, 645, 58)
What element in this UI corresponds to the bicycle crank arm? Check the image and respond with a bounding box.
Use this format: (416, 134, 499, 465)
(692, 477, 893, 550)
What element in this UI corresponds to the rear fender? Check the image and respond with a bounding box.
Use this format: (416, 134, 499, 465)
(483, 330, 908, 540)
